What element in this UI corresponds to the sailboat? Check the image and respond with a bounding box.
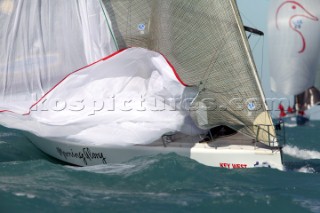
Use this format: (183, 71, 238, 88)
(0, 0, 283, 169)
(268, 0, 320, 125)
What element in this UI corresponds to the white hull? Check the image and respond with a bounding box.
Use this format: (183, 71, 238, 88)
(307, 105, 320, 120)
(25, 132, 283, 170)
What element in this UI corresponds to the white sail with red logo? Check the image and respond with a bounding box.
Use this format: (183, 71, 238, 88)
(268, 0, 320, 96)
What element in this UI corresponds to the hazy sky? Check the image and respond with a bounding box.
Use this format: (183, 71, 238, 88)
(237, 0, 281, 99)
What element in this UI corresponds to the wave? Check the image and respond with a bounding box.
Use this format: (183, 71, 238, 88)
(284, 123, 298, 128)
(66, 156, 159, 176)
(0, 132, 18, 138)
(294, 166, 316, 174)
(283, 145, 320, 160)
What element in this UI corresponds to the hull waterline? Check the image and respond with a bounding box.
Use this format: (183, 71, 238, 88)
(25, 132, 283, 170)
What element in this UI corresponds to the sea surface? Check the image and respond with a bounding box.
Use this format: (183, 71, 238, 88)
(0, 122, 320, 213)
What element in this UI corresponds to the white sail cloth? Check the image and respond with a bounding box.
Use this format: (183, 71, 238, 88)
(0, 48, 199, 146)
(268, 0, 320, 96)
(0, 0, 200, 146)
(0, 0, 117, 110)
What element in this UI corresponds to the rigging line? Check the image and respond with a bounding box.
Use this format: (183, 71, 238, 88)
(239, 12, 257, 29)
(251, 36, 262, 51)
(200, 30, 233, 91)
(249, 35, 264, 81)
(260, 36, 265, 81)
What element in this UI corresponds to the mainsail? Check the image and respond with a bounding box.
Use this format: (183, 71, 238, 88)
(103, 0, 275, 144)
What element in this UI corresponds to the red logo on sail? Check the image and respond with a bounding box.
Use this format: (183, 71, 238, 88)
(276, 1, 318, 53)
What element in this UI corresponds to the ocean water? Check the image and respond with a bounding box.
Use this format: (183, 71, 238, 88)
(0, 123, 320, 213)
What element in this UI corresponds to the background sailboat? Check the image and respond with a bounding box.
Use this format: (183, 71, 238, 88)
(268, 0, 320, 125)
(304, 68, 320, 120)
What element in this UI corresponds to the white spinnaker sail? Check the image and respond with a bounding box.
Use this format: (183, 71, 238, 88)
(0, 0, 199, 146)
(0, 0, 117, 112)
(268, 0, 320, 96)
(0, 48, 198, 146)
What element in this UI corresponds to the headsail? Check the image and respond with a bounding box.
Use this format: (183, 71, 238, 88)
(268, 0, 320, 96)
(102, 0, 275, 144)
